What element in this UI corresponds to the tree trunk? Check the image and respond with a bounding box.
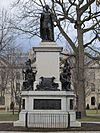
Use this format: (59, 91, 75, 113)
(18, 97, 21, 114)
(75, 25, 86, 118)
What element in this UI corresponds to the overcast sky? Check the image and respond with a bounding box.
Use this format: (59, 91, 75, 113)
(0, 0, 14, 8)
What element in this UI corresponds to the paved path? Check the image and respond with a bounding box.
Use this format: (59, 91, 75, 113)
(0, 131, 100, 133)
(0, 122, 100, 132)
(1, 121, 100, 124)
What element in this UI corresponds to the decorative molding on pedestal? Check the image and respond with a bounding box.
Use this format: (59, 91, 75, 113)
(33, 42, 63, 52)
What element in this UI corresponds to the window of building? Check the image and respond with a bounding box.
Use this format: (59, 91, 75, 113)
(0, 96, 5, 105)
(16, 72, 20, 80)
(91, 97, 95, 105)
(16, 83, 20, 91)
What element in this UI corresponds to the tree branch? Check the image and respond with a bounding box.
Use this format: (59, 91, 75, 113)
(79, 0, 84, 6)
(85, 52, 100, 60)
(83, 22, 99, 33)
(87, 46, 100, 55)
(82, 11, 100, 24)
(61, 52, 75, 57)
(54, 0, 76, 23)
(57, 22, 77, 53)
(80, 0, 95, 16)
(68, 0, 77, 6)
(84, 35, 98, 48)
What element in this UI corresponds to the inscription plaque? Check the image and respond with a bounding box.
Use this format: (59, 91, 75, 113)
(34, 99, 61, 110)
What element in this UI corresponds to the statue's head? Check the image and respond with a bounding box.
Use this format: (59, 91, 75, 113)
(28, 59, 31, 64)
(44, 5, 49, 11)
(26, 59, 31, 66)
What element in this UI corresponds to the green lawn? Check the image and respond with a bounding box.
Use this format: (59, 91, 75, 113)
(79, 109, 100, 122)
(79, 116, 100, 122)
(0, 111, 19, 121)
(86, 109, 100, 115)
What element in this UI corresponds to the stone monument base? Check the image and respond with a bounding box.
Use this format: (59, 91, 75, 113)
(14, 111, 81, 128)
(14, 91, 81, 128)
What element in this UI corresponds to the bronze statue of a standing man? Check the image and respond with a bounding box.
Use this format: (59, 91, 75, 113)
(40, 5, 54, 41)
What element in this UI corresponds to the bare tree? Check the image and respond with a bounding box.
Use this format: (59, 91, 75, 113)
(0, 10, 15, 54)
(0, 63, 10, 108)
(11, 0, 100, 117)
(7, 47, 27, 114)
(0, 45, 27, 113)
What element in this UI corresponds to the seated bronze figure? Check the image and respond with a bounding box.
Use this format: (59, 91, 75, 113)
(36, 77, 59, 91)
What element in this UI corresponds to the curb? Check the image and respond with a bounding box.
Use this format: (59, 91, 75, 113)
(0, 121, 14, 123)
(1, 121, 100, 124)
(81, 121, 100, 124)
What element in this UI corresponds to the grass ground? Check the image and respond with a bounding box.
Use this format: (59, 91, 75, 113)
(79, 116, 100, 122)
(86, 109, 100, 115)
(0, 111, 18, 121)
(79, 109, 100, 122)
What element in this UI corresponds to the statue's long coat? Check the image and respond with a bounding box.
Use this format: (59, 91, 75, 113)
(40, 11, 54, 41)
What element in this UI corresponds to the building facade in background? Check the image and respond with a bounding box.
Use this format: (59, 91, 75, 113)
(85, 61, 100, 109)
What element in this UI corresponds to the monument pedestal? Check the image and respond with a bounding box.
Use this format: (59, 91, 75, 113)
(14, 91, 81, 128)
(14, 41, 81, 128)
(33, 41, 62, 90)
